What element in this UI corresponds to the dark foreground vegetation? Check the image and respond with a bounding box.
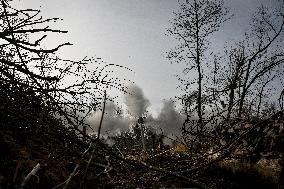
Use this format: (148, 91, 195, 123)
(0, 83, 284, 188)
(0, 0, 284, 188)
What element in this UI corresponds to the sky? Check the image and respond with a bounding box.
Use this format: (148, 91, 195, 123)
(13, 0, 283, 116)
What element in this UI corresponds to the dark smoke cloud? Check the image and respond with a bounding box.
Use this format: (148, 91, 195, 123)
(86, 84, 184, 139)
(156, 99, 184, 137)
(124, 84, 150, 117)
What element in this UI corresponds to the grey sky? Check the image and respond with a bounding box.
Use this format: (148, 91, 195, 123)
(14, 0, 282, 115)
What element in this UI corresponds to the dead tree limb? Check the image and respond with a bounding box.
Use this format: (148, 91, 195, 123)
(20, 163, 40, 189)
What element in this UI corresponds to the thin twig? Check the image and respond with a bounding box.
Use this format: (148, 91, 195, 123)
(63, 164, 79, 189)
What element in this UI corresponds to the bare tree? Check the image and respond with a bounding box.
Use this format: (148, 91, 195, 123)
(236, 6, 284, 117)
(206, 5, 284, 123)
(167, 0, 230, 131)
(0, 0, 131, 139)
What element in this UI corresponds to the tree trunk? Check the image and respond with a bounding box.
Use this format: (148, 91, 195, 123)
(194, 0, 203, 130)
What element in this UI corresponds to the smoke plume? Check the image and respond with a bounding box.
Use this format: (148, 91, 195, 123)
(157, 99, 184, 137)
(86, 84, 184, 139)
(124, 84, 150, 117)
(86, 101, 130, 135)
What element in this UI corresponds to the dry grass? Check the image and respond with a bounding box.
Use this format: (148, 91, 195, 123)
(220, 157, 282, 185)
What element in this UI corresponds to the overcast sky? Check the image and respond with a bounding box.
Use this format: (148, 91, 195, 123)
(13, 0, 282, 115)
